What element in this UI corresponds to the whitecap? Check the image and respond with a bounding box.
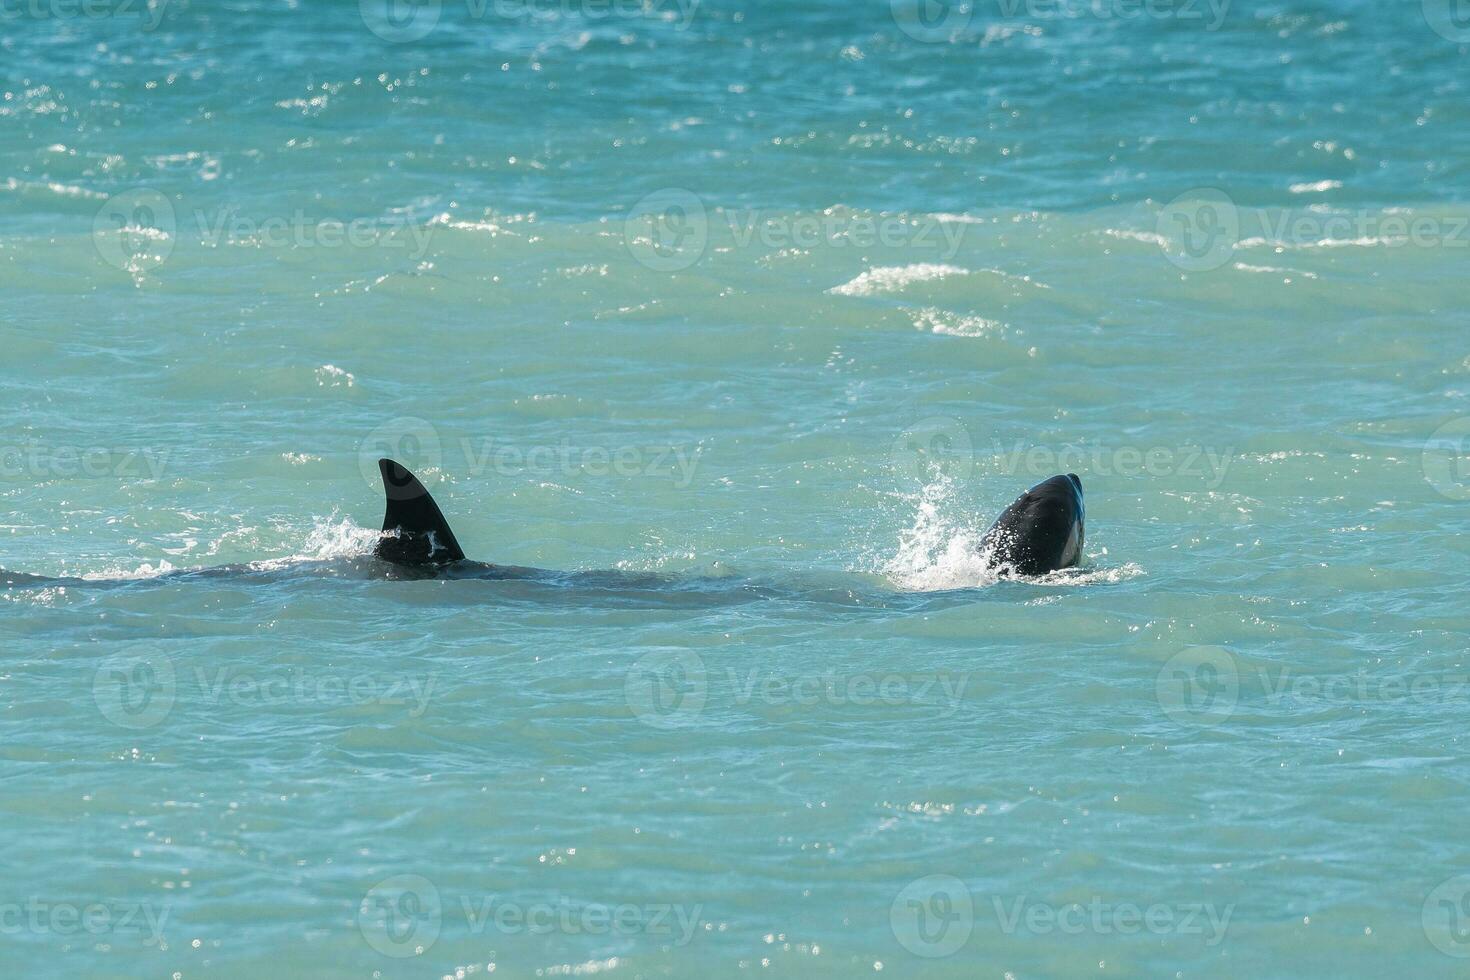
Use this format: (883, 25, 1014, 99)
(828, 263, 968, 297)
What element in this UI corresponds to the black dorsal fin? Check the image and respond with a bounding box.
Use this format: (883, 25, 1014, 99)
(375, 458, 466, 566)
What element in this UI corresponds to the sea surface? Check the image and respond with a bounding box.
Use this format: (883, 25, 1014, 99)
(2, 0, 1469, 976)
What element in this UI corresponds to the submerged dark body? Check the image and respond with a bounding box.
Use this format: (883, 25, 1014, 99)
(979, 474, 1085, 576)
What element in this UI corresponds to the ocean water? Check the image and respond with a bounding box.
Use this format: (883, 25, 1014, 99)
(2, 0, 1469, 976)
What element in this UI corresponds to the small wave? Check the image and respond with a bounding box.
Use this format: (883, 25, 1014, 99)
(1237, 234, 1402, 250)
(1233, 262, 1319, 279)
(1289, 179, 1342, 194)
(0, 177, 108, 201)
(1104, 228, 1168, 247)
(828, 263, 968, 297)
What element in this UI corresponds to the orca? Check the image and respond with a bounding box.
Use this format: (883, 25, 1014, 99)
(979, 473, 1085, 577)
(374, 459, 1087, 579)
(0, 459, 1091, 590)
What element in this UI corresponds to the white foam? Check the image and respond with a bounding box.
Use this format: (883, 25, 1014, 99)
(79, 560, 179, 582)
(1289, 179, 1342, 194)
(1233, 262, 1319, 279)
(314, 364, 355, 387)
(911, 306, 1004, 337)
(1104, 228, 1169, 247)
(247, 516, 380, 570)
(69, 517, 380, 580)
(829, 263, 968, 297)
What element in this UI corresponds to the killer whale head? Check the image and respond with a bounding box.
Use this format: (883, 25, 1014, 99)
(375, 458, 467, 566)
(979, 473, 1085, 577)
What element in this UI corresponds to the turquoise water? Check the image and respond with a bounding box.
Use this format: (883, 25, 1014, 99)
(3, 0, 1470, 976)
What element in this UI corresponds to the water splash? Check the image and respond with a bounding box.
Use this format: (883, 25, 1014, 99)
(881, 475, 1000, 591)
(880, 476, 1143, 592)
(246, 515, 381, 571)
